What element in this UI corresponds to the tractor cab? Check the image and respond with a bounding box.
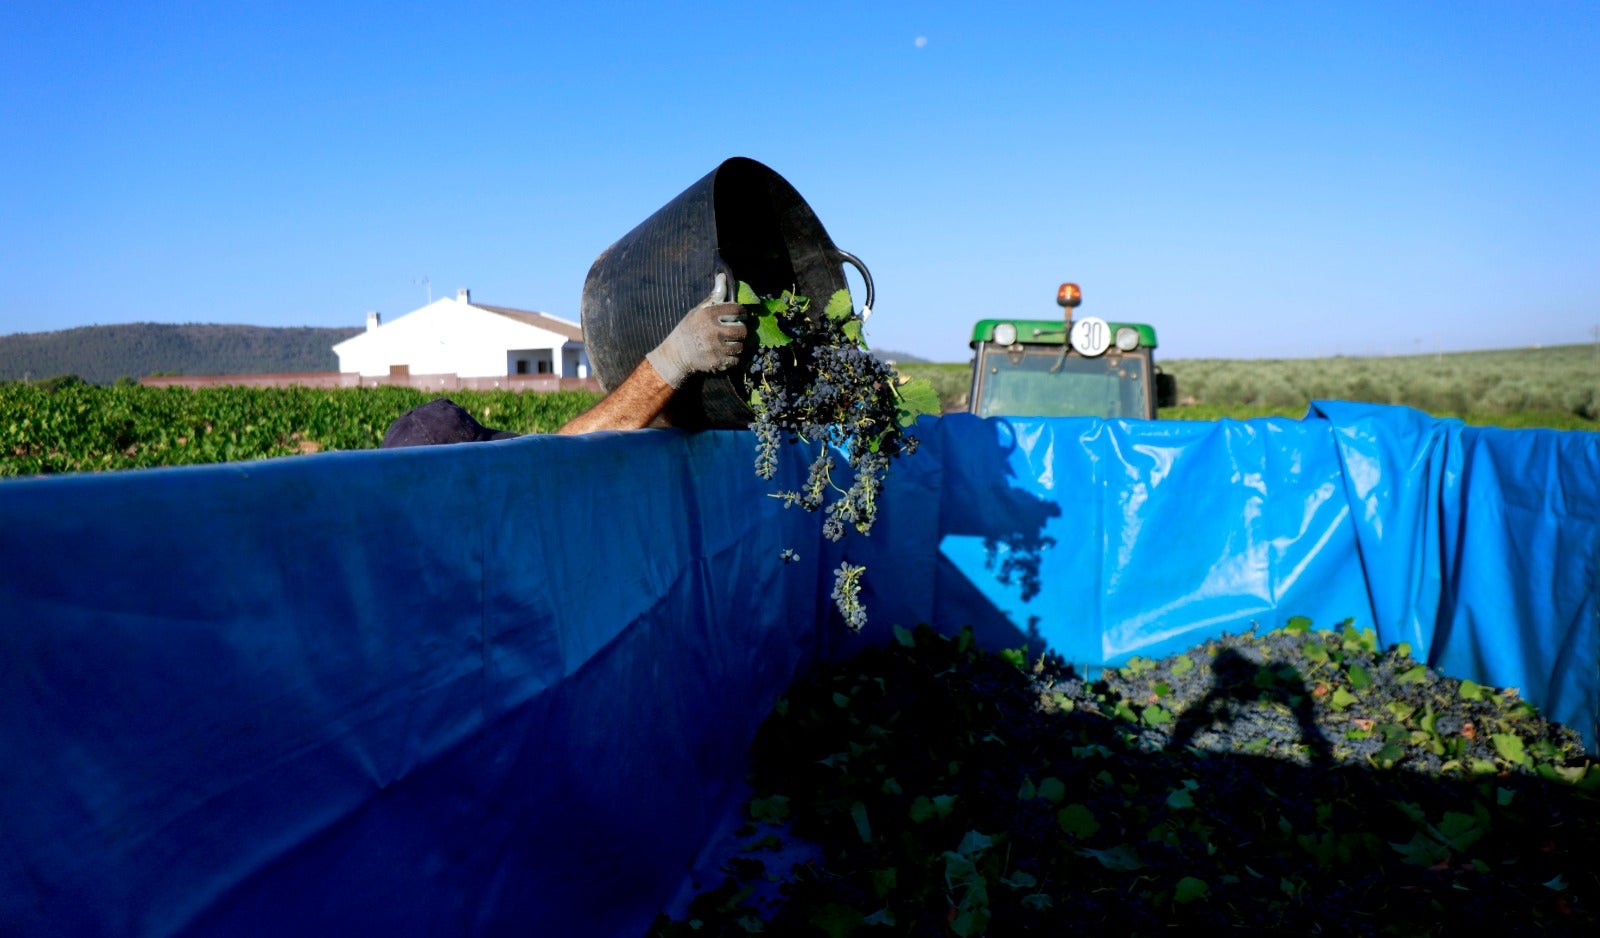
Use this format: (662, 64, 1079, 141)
(967, 282, 1176, 420)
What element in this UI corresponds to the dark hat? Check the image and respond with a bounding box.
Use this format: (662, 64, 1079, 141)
(380, 398, 521, 448)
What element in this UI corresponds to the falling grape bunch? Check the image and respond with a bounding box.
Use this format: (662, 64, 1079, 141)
(737, 282, 940, 631)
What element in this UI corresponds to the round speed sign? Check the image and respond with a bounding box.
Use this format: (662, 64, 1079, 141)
(1068, 316, 1112, 357)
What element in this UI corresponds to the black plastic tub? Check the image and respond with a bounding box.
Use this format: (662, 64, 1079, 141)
(580, 157, 869, 429)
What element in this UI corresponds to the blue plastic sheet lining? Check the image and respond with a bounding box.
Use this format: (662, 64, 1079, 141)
(835, 404, 1599, 753)
(2, 402, 1596, 936)
(1, 430, 829, 937)
(1307, 400, 1599, 763)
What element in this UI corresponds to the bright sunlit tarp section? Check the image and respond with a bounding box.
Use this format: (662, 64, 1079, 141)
(1308, 400, 1600, 762)
(837, 413, 1374, 668)
(837, 406, 1598, 755)
(2, 403, 1596, 935)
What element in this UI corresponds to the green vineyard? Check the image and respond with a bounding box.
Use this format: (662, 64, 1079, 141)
(0, 383, 604, 477)
(5, 352, 1598, 479)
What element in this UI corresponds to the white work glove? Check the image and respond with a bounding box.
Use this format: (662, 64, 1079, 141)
(645, 272, 749, 389)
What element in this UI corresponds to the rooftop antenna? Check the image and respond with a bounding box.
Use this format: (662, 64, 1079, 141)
(414, 276, 432, 304)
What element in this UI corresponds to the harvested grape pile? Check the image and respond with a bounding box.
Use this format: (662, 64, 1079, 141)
(651, 620, 1599, 936)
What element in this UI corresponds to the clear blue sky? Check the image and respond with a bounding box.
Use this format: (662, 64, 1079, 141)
(3, 1, 1596, 361)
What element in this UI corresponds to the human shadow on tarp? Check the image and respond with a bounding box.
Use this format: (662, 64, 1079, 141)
(1169, 647, 1333, 763)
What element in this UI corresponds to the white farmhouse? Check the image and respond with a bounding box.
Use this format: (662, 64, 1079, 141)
(333, 288, 589, 384)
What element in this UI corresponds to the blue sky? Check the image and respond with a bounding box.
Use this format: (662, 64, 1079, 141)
(3, 1, 1596, 361)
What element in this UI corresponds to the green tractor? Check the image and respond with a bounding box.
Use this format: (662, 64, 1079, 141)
(967, 282, 1177, 420)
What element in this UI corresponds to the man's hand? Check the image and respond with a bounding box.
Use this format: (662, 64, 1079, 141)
(644, 272, 748, 389)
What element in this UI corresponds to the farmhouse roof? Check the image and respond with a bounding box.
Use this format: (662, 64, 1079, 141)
(476, 304, 584, 342)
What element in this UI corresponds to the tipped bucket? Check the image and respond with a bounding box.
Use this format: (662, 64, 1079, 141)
(580, 157, 871, 430)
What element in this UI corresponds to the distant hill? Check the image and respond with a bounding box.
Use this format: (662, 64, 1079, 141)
(0, 323, 363, 385)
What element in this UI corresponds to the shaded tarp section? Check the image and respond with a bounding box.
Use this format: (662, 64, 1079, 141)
(0, 430, 831, 937)
(3, 403, 1597, 935)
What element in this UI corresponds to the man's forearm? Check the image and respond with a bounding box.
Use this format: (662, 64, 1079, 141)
(558, 276, 747, 435)
(557, 359, 676, 435)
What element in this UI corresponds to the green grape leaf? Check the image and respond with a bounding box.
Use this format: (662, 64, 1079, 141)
(1329, 687, 1359, 711)
(808, 902, 864, 938)
(954, 830, 993, 856)
(1078, 843, 1142, 870)
(1057, 803, 1100, 839)
(1397, 665, 1429, 684)
(851, 801, 873, 843)
(823, 289, 854, 322)
(1389, 832, 1449, 867)
(895, 378, 941, 427)
(1174, 876, 1210, 904)
(1436, 810, 1484, 851)
(736, 280, 760, 305)
(1000, 869, 1038, 890)
(1491, 733, 1532, 767)
(910, 793, 958, 823)
(756, 313, 792, 348)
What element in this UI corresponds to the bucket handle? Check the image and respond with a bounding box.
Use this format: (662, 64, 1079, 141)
(716, 250, 873, 321)
(836, 249, 874, 321)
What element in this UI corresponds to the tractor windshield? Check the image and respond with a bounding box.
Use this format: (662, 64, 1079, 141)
(973, 346, 1150, 419)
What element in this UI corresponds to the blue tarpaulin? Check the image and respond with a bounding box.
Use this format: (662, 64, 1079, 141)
(2, 402, 1596, 935)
